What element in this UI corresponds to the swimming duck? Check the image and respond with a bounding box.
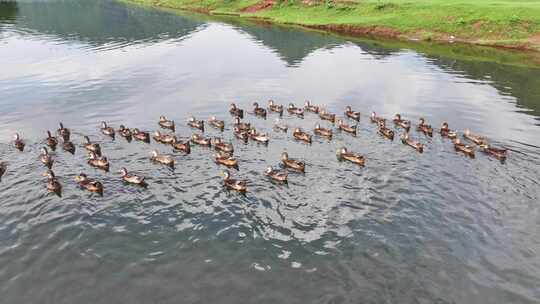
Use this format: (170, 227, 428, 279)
(229, 103, 244, 119)
(440, 122, 457, 139)
(159, 116, 175, 131)
(378, 120, 394, 140)
(43, 170, 61, 196)
(336, 147, 365, 166)
(273, 118, 288, 132)
(101, 121, 115, 139)
(314, 123, 333, 139)
(220, 170, 247, 193)
(268, 100, 283, 115)
(0, 162, 6, 181)
(319, 110, 336, 123)
(118, 125, 132, 141)
(188, 117, 205, 132)
(400, 133, 423, 153)
(13, 133, 25, 151)
(83, 136, 101, 156)
(57, 122, 70, 141)
(463, 129, 486, 145)
(62, 139, 76, 154)
(119, 167, 146, 186)
(171, 136, 191, 154)
(453, 138, 475, 158)
(304, 100, 320, 114)
(153, 131, 175, 145)
(337, 119, 357, 136)
(191, 134, 211, 146)
(281, 152, 305, 173)
(150, 150, 175, 167)
(293, 128, 312, 144)
(393, 114, 411, 131)
(479, 143, 507, 161)
(87, 151, 110, 172)
(252, 102, 267, 119)
(40, 147, 54, 169)
(417, 118, 433, 137)
(214, 152, 239, 170)
(345, 106, 360, 121)
(212, 138, 234, 154)
(370, 112, 385, 124)
(248, 128, 270, 144)
(288, 103, 304, 118)
(265, 167, 288, 183)
(208, 116, 225, 131)
(233, 127, 249, 143)
(46, 131, 58, 150)
(132, 128, 150, 143)
(75, 173, 103, 195)
(233, 117, 251, 132)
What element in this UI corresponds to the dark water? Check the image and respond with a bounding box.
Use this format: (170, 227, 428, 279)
(1, 1, 540, 303)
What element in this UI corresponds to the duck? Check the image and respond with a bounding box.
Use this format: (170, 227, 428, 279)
(337, 119, 357, 136)
(46, 130, 58, 150)
(220, 170, 247, 193)
(191, 134, 211, 146)
(159, 116, 175, 131)
(101, 121, 115, 139)
(188, 117, 205, 132)
(273, 118, 288, 132)
(83, 136, 101, 156)
(319, 110, 336, 123)
(287, 103, 304, 118)
(336, 147, 365, 166)
(440, 122, 457, 139)
(87, 151, 110, 172)
(57, 122, 70, 141)
(268, 100, 283, 115)
(229, 103, 244, 119)
(378, 120, 394, 140)
(212, 137, 234, 154)
(171, 136, 191, 154)
(304, 100, 320, 114)
(0, 162, 6, 181)
(233, 127, 249, 143)
(153, 131, 175, 145)
(62, 139, 76, 154)
(293, 128, 312, 144)
(479, 143, 507, 161)
(40, 147, 54, 169)
(248, 128, 270, 144)
(265, 167, 288, 183)
(417, 118, 433, 137)
(75, 173, 103, 195)
(344, 106, 360, 121)
(281, 152, 305, 172)
(118, 125, 132, 141)
(214, 152, 239, 170)
(393, 114, 411, 131)
(233, 117, 251, 132)
(132, 128, 150, 143)
(453, 138, 475, 158)
(314, 123, 333, 139)
(150, 150, 175, 167)
(463, 129, 486, 145)
(208, 116, 225, 131)
(43, 170, 62, 196)
(252, 102, 267, 119)
(400, 133, 423, 153)
(13, 133, 25, 151)
(119, 167, 146, 186)
(370, 112, 385, 124)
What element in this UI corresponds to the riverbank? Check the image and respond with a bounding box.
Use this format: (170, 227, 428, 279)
(126, 0, 540, 52)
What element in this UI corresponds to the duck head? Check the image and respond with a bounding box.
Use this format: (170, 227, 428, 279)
(221, 170, 230, 181)
(464, 129, 471, 136)
(281, 152, 289, 161)
(346, 106, 352, 112)
(265, 167, 273, 174)
(119, 167, 128, 177)
(41, 147, 49, 155)
(419, 118, 425, 125)
(268, 100, 274, 106)
(442, 122, 449, 129)
(74, 173, 88, 182)
(253, 102, 259, 108)
(394, 113, 401, 120)
(150, 150, 158, 158)
(13, 133, 20, 141)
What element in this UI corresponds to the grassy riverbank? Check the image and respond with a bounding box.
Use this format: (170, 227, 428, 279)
(126, 0, 540, 51)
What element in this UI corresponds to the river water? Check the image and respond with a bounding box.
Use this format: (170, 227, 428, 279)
(1, 1, 539, 303)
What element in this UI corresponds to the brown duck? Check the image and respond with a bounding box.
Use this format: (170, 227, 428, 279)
(43, 170, 62, 196)
(229, 103, 244, 119)
(208, 116, 225, 131)
(101, 121, 115, 139)
(463, 129, 486, 145)
(212, 138, 234, 154)
(479, 143, 507, 161)
(393, 114, 411, 131)
(453, 138, 475, 158)
(62, 139, 76, 154)
(119, 167, 146, 186)
(400, 133, 423, 153)
(132, 128, 150, 143)
(83, 136, 101, 156)
(188, 117, 205, 132)
(268, 100, 283, 115)
(336, 147, 365, 166)
(214, 152, 239, 170)
(265, 167, 288, 183)
(57, 122, 70, 141)
(288, 103, 304, 118)
(171, 136, 191, 154)
(75, 173, 103, 195)
(13, 133, 25, 151)
(159, 116, 175, 131)
(150, 150, 175, 167)
(40, 147, 54, 169)
(293, 128, 312, 144)
(221, 170, 247, 193)
(252, 102, 267, 119)
(233, 117, 250, 132)
(440, 122, 457, 139)
(314, 123, 333, 139)
(118, 125, 132, 141)
(370, 112, 385, 124)
(248, 128, 270, 144)
(191, 134, 211, 146)
(281, 152, 305, 172)
(233, 127, 249, 143)
(153, 131, 175, 145)
(304, 100, 320, 114)
(88, 151, 110, 172)
(319, 110, 336, 123)
(378, 120, 394, 140)
(345, 106, 360, 121)
(417, 118, 433, 137)
(46, 130, 58, 150)
(337, 119, 357, 136)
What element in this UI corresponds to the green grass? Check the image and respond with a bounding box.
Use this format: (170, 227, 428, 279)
(126, 0, 540, 51)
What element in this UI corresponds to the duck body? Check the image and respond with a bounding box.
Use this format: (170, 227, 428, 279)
(265, 167, 288, 183)
(44, 170, 62, 196)
(212, 138, 234, 153)
(337, 120, 357, 136)
(281, 152, 305, 172)
(0, 162, 6, 181)
(208, 116, 225, 131)
(417, 118, 433, 137)
(393, 114, 411, 131)
(46, 131, 58, 150)
(314, 124, 333, 139)
(233, 127, 249, 143)
(248, 129, 270, 144)
(171, 137, 191, 154)
(191, 134, 211, 146)
(336, 147, 365, 166)
(378, 122, 394, 140)
(153, 131, 175, 145)
(132, 129, 150, 143)
(40, 147, 54, 169)
(463, 129, 486, 145)
(480, 144, 507, 161)
(453, 139, 475, 158)
(188, 117, 205, 132)
(319, 111, 336, 123)
(233, 117, 251, 132)
(215, 152, 239, 170)
(293, 128, 312, 144)
(400, 133, 423, 153)
(118, 125, 132, 141)
(63, 140, 76, 154)
(13, 133, 25, 152)
(273, 119, 288, 132)
(440, 123, 457, 139)
(288, 104, 304, 118)
(304, 101, 320, 114)
(268, 100, 283, 115)
(57, 123, 70, 141)
(345, 106, 360, 121)
(150, 150, 175, 167)
(370, 112, 385, 124)
(83, 136, 102, 156)
(229, 103, 244, 119)
(101, 121, 115, 139)
(252, 102, 267, 119)
(222, 170, 247, 193)
(87, 152, 110, 172)
(159, 116, 175, 131)
(75, 173, 103, 195)
(120, 168, 146, 186)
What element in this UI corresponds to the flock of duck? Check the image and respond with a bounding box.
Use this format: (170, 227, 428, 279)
(0, 100, 508, 196)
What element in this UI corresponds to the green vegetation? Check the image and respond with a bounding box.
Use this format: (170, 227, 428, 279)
(126, 0, 540, 51)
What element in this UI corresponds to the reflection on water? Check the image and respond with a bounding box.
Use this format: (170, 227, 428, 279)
(1, 1, 539, 303)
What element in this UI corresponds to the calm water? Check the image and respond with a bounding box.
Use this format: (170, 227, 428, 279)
(1, 1, 540, 303)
